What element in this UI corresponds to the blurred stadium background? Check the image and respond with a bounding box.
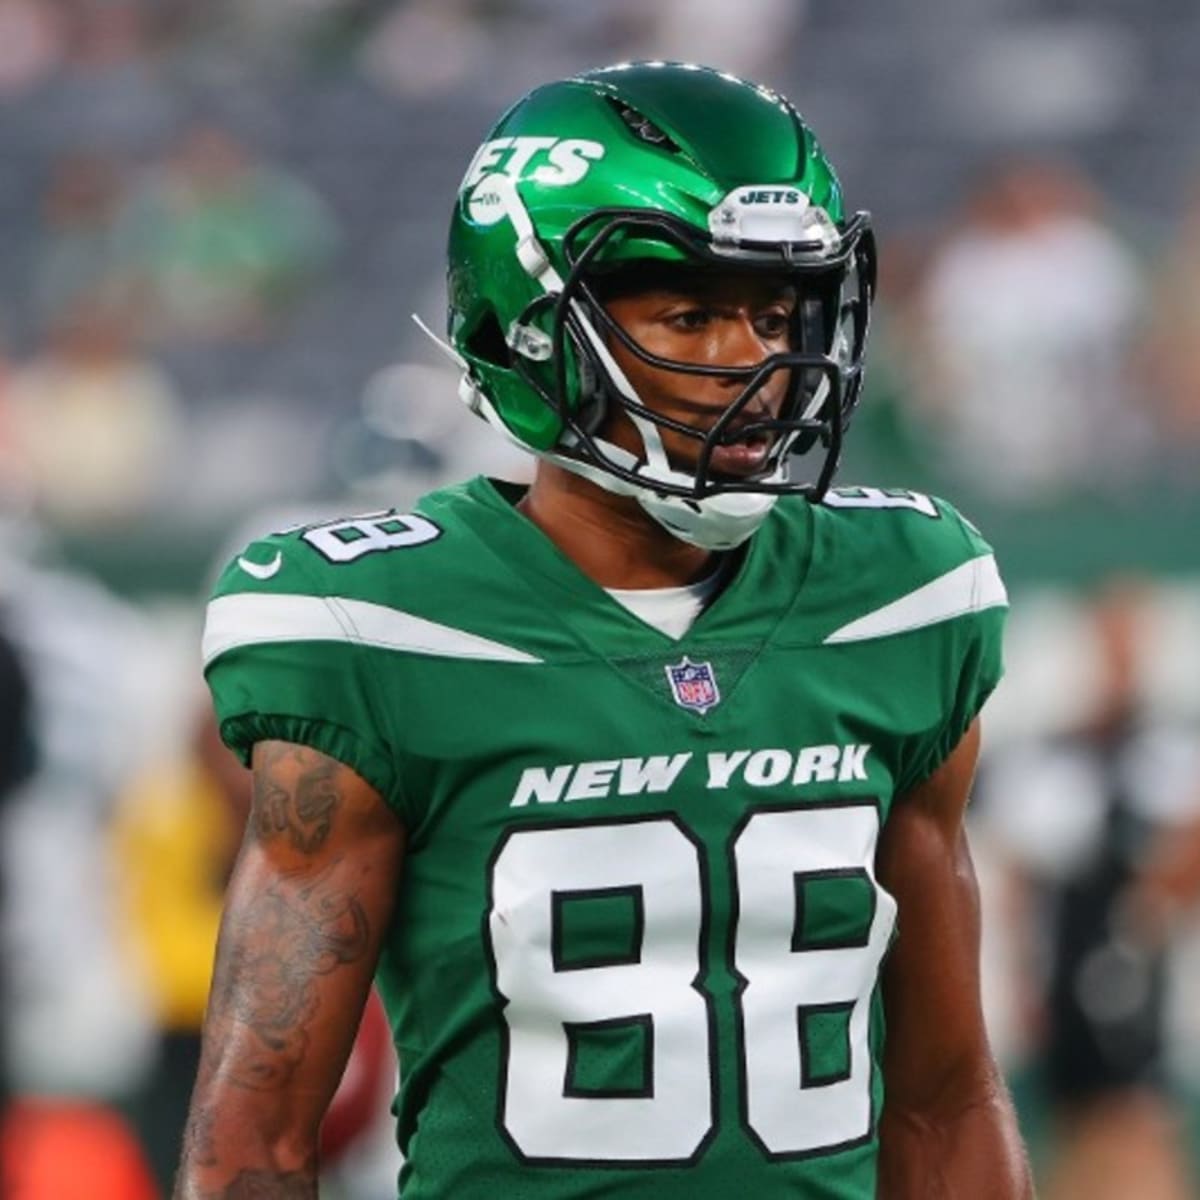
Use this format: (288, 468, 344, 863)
(0, 1, 1197, 1196)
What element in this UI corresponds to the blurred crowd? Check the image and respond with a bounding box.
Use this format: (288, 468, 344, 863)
(0, 2, 1197, 1197)
(0, 1, 1195, 552)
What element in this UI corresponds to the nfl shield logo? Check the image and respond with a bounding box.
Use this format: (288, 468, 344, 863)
(665, 656, 721, 715)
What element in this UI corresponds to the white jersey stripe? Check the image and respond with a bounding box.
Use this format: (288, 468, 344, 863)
(202, 593, 542, 666)
(823, 554, 1007, 645)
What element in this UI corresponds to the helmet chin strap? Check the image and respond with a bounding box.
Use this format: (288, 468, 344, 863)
(543, 442, 780, 552)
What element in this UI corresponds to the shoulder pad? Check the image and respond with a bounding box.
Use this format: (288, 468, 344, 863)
(806, 486, 1006, 646)
(820, 485, 994, 574)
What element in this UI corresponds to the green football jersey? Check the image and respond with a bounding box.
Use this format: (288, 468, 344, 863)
(203, 477, 1007, 1199)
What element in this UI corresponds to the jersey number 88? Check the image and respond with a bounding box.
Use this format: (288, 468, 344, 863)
(487, 802, 896, 1165)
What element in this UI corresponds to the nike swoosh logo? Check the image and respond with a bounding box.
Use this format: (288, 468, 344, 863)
(237, 551, 283, 581)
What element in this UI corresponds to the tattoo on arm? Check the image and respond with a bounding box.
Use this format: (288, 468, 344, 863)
(177, 746, 398, 1196)
(205, 861, 369, 1092)
(251, 743, 340, 852)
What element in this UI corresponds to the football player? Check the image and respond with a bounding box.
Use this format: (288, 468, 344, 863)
(177, 63, 1032, 1198)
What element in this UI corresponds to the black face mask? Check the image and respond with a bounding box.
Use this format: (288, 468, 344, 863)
(507, 208, 877, 502)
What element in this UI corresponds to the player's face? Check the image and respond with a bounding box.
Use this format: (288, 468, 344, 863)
(599, 271, 797, 480)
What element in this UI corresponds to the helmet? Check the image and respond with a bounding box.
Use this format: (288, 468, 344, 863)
(441, 61, 876, 549)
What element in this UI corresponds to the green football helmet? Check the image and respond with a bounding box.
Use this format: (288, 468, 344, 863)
(435, 61, 876, 549)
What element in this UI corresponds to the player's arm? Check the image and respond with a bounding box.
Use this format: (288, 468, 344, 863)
(174, 740, 405, 1198)
(876, 720, 1033, 1199)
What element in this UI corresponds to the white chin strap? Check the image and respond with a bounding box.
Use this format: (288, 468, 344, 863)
(637, 485, 780, 551)
(547, 440, 781, 551)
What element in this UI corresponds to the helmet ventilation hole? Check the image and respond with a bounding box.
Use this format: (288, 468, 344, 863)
(607, 98, 681, 152)
(466, 311, 512, 368)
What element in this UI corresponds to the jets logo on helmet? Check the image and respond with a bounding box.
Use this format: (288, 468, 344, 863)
(425, 61, 877, 549)
(463, 138, 607, 227)
(462, 137, 607, 192)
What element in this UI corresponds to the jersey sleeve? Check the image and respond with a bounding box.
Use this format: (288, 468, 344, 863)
(895, 500, 1008, 793)
(201, 533, 402, 813)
